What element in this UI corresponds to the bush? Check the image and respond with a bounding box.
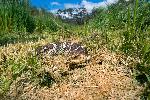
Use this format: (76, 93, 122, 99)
(35, 15, 59, 33)
(24, 15, 36, 33)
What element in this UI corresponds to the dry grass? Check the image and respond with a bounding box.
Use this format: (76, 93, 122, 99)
(0, 38, 144, 100)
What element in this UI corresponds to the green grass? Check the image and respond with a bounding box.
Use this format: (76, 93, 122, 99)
(88, 0, 150, 99)
(0, 32, 46, 46)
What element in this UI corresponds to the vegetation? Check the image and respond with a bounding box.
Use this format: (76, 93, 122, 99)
(89, 0, 150, 99)
(0, 0, 150, 99)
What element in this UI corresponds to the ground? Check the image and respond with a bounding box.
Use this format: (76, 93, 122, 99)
(0, 38, 144, 100)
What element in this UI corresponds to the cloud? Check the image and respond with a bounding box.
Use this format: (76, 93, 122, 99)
(51, 2, 60, 6)
(81, 0, 118, 12)
(64, 3, 80, 9)
(81, 0, 106, 12)
(106, 0, 118, 4)
(64, 0, 118, 13)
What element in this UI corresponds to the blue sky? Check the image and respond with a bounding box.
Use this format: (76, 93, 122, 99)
(30, 0, 118, 13)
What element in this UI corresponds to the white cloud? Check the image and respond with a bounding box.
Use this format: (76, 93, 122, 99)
(81, 0, 106, 12)
(106, 0, 118, 4)
(81, 0, 118, 12)
(64, 0, 118, 13)
(64, 3, 80, 9)
(51, 2, 60, 6)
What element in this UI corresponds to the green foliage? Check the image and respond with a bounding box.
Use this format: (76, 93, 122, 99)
(24, 15, 36, 33)
(90, 6, 127, 30)
(0, 0, 60, 34)
(0, 52, 41, 94)
(0, 32, 45, 46)
(0, 0, 35, 33)
(35, 15, 59, 33)
(0, 76, 12, 95)
(121, 0, 150, 83)
(90, 0, 150, 31)
(89, 0, 150, 98)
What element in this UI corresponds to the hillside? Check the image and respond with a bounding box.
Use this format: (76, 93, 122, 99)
(0, 0, 150, 99)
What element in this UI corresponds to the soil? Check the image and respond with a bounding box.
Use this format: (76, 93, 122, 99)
(0, 39, 143, 100)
